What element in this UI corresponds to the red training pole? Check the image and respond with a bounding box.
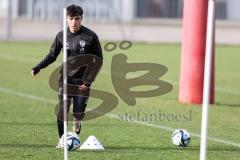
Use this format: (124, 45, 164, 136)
(179, 0, 214, 104)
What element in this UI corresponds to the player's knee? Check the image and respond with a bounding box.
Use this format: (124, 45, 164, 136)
(57, 118, 63, 125)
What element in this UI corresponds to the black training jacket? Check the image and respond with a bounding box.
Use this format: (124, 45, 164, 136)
(33, 26, 103, 86)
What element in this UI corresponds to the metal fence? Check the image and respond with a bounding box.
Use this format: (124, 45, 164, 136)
(1, 0, 240, 21)
(0, 0, 240, 42)
(136, 0, 229, 20)
(13, 0, 123, 22)
(136, 0, 183, 18)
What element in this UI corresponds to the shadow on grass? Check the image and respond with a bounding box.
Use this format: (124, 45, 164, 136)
(78, 145, 240, 153)
(0, 143, 54, 148)
(216, 102, 240, 108)
(1, 144, 239, 154)
(85, 123, 141, 127)
(78, 145, 198, 153)
(208, 146, 240, 151)
(0, 122, 55, 126)
(0, 122, 140, 128)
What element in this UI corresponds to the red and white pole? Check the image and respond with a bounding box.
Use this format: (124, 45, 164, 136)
(179, 0, 214, 104)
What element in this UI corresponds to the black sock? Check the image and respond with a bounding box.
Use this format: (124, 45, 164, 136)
(57, 119, 64, 138)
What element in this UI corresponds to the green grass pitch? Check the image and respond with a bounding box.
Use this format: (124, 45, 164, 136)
(0, 41, 239, 160)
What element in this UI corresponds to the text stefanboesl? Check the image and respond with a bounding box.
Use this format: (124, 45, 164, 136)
(119, 109, 192, 122)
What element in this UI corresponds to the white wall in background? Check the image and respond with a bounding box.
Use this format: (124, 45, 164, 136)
(227, 0, 240, 20)
(0, 0, 8, 17)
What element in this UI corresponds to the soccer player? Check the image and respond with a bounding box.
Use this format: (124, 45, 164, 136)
(31, 5, 103, 148)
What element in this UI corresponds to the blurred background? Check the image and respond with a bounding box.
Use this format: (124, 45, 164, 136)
(0, 0, 240, 44)
(0, 1, 240, 159)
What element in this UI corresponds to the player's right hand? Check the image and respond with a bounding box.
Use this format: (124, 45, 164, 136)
(31, 67, 40, 76)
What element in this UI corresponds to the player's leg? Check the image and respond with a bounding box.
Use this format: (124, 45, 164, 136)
(72, 95, 88, 134)
(56, 94, 72, 148)
(56, 94, 71, 137)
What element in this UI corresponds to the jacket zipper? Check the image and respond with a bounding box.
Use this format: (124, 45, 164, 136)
(73, 36, 75, 48)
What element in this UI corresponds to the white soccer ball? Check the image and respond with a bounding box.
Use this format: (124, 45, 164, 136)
(60, 132, 81, 151)
(171, 129, 190, 147)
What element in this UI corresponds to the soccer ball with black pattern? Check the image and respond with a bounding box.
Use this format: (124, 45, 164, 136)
(60, 132, 81, 151)
(171, 129, 190, 147)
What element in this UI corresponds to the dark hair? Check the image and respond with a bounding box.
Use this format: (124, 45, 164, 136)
(67, 5, 83, 17)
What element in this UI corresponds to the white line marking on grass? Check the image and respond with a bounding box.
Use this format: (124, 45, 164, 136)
(0, 55, 60, 67)
(169, 81, 240, 96)
(0, 87, 56, 104)
(1, 55, 240, 96)
(107, 114, 240, 148)
(0, 55, 39, 64)
(1, 86, 240, 148)
(215, 88, 240, 96)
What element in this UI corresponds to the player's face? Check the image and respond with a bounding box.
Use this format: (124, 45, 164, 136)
(67, 16, 82, 33)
